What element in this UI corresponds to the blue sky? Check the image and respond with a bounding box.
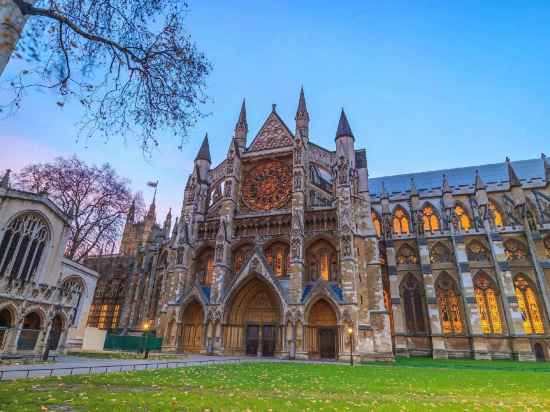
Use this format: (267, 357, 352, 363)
(1, 1, 550, 221)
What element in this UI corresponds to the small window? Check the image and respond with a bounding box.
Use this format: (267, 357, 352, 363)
(393, 208, 410, 235)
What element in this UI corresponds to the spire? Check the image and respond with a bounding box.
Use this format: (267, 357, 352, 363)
(147, 189, 156, 220)
(474, 169, 486, 191)
(542, 153, 550, 181)
(195, 133, 211, 163)
(442, 174, 452, 194)
(380, 181, 389, 200)
(0, 169, 11, 189)
(506, 157, 521, 188)
(409, 177, 418, 197)
(163, 208, 172, 236)
(295, 86, 309, 121)
(127, 198, 136, 224)
(235, 99, 248, 132)
(335, 109, 354, 139)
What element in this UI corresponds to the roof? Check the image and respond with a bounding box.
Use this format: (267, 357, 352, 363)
(195, 134, 211, 162)
(369, 157, 546, 196)
(335, 109, 354, 139)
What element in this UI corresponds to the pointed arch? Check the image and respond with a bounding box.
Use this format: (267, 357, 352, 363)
(396, 244, 418, 265)
(454, 203, 471, 231)
(179, 298, 206, 352)
(392, 206, 410, 235)
(263, 241, 290, 277)
(504, 238, 529, 261)
(232, 242, 254, 274)
(17, 309, 45, 351)
(488, 199, 505, 228)
(513, 274, 544, 334)
(430, 242, 452, 264)
(304, 297, 339, 360)
(371, 209, 382, 238)
(421, 203, 440, 232)
(435, 272, 464, 334)
(400, 274, 428, 334)
(195, 246, 215, 285)
(306, 240, 338, 282)
(473, 272, 503, 335)
(466, 240, 491, 262)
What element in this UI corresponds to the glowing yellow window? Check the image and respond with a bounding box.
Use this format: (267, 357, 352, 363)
(372, 211, 381, 237)
(275, 248, 284, 276)
(422, 206, 440, 232)
(489, 201, 504, 228)
(455, 206, 471, 230)
(320, 254, 330, 281)
(98, 304, 109, 329)
(474, 274, 503, 334)
(514, 275, 544, 334)
(205, 258, 214, 285)
(393, 209, 410, 235)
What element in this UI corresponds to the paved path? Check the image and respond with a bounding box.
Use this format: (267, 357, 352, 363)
(0, 354, 268, 380)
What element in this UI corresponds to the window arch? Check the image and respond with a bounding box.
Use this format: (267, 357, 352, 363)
(430, 242, 452, 264)
(306, 240, 338, 282)
(422, 204, 440, 232)
(514, 274, 544, 334)
(264, 242, 289, 277)
(392, 207, 410, 235)
(400, 274, 427, 334)
(466, 240, 491, 262)
(504, 239, 528, 261)
(0, 213, 49, 282)
(396, 244, 418, 265)
(435, 273, 463, 334)
(196, 247, 215, 285)
(233, 244, 253, 274)
(473, 272, 503, 334)
(371, 210, 381, 238)
(488, 200, 504, 228)
(454, 205, 471, 231)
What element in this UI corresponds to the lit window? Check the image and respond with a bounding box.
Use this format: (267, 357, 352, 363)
(436, 274, 463, 334)
(372, 210, 381, 238)
(396, 244, 418, 265)
(422, 206, 440, 232)
(454, 205, 471, 231)
(514, 275, 544, 334)
(393, 208, 410, 235)
(489, 201, 504, 228)
(401, 275, 427, 334)
(264, 242, 289, 277)
(504, 239, 528, 261)
(205, 258, 214, 284)
(111, 305, 121, 329)
(98, 304, 109, 329)
(320, 254, 330, 281)
(474, 273, 503, 334)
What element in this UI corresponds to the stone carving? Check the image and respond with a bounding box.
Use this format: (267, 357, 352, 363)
(242, 160, 292, 211)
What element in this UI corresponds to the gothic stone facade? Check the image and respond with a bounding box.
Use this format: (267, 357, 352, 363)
(88, 90, 550, 362)
(0, 173, 99, 356)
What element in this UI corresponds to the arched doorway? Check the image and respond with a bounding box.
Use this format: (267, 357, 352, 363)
(17, 312, 42, 351)
(0, 308, 14, 350)
(224, 277, 282, 357)
(306, 299, 338, 359)
(47, 315, 64, 351)
(179, 300, 204, 353)
(534, 343, 546, 362)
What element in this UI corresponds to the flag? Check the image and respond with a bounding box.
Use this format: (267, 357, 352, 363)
(147, 181, 158, 188)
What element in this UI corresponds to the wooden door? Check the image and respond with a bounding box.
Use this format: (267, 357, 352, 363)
(262, 325, 276, 357)
(246, 325, 259, 356)
(319, 328, 336, 359)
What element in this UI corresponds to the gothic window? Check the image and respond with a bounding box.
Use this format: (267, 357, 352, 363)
(401, 274, 427, 334)
(544, 236, 550, 259)
(466, 240, 491, 262)
(396, 244, 418, 265)
(233, 244, 253, 274)
(435, 273, 463, 334)
(489, 200, 504, 228)
(264, 242, 289, 277)
(422, 205, 440, 232)
(473, 272, 503, 335)
(430, 242, 452, 264)
(372, 210, 381, 238)
(514, 274, 544, 334)
(306, 240, 338, 282)
(392, 207, 410, 235)
(454, 205, 471, 231)
(310, 164, 333, 193)
(196, 248, 215, 285)
(176, 248, 184, 265)
(0, 213, 49, 281)
(504, 239, 528, 261)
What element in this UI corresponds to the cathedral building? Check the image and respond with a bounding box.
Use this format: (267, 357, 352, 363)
(86, 89, 550, 362)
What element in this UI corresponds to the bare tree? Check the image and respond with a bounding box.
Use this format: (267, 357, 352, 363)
(0, 0, 211, 151)
(16, 156, 144, 261)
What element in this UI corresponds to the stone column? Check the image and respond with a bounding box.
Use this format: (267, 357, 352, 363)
(386, 239, 407, 355)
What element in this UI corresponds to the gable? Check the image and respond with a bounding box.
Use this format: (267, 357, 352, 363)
(248, 111, 294, 152)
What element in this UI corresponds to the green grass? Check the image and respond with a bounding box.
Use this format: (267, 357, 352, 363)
(1, 359, 549, 411)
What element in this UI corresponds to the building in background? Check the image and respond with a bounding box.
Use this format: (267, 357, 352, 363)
(86, 89, 550, 362)
(0, 172, 98, 356)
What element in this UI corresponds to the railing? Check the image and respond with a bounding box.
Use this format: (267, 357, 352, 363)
(0, 357, 260, 381)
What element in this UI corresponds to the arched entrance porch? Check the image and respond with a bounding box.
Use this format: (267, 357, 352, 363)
(179, 299, 205, 353)
(305, 299, 338, 360)
(17, 312, 42, 351)
(223, 277, 282, 357)
(47, 314, 64, 351)
(0, 307, 14, 351)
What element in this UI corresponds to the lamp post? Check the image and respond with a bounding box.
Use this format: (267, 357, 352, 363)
(347, 327, 354, 366)
(143, 322, 150, 359)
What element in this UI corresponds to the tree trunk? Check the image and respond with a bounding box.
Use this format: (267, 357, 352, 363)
(0, 0, 35, 76)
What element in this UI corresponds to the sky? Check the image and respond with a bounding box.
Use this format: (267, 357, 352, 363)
(1, 0, 550, 222)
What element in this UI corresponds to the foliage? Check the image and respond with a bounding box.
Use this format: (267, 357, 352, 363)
(0, 360, 549, 411)
(2, 0, 211, 152)
(15, 156, 144, 261)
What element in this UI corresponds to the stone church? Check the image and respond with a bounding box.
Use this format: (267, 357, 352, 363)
(86, 89, 550, 362)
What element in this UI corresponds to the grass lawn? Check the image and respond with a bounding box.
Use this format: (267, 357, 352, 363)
(0, 358, 549, 411)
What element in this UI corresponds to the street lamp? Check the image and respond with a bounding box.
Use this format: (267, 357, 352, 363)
(347, 327, 354, 366)
(143, 321, 150, 359)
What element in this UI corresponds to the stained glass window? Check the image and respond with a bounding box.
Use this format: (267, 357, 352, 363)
(422, 205, 440, 232)
(372, 210, 382, 238)
(401, 274, 427, 333)
(306, 240, 337, 282)
(436, 273, 463, 334)
(233, 244, 253, 274)
(489, 201, 504, 228)
(514, 275, 544, 334)
(454, 205, 471, 231)
(98, 304, 109, 329)
(264, 242, 289, 277)
(474, 273, 503, 334)
(430, 242, 452, 264)
(466, 240, 491, 262)
(396, 244, 418, 265)
(393, 208, 410, 235)
(504, 239, 528, 261)
(196, 248, 215, 285)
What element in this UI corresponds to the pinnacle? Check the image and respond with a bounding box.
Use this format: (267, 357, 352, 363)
(195, 133, 211, 162)
(295, 86, 309, 120)
(335, 109, 354, 139)
(506, 157, 521, 187)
